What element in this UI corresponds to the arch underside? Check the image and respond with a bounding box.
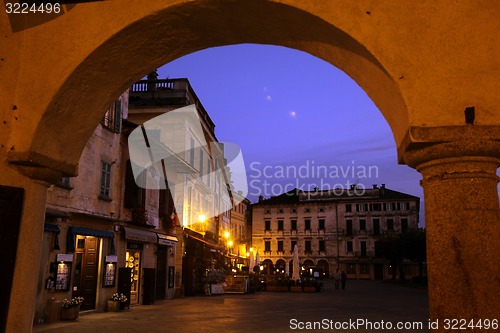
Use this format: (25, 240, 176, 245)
(9, 1, 407, 177)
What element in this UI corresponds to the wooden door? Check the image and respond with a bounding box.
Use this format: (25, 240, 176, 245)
(155, 247, 167, 300)
(74, 236, 99, 310)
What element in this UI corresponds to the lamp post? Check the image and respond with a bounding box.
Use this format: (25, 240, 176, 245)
(198, 215, 206, 235)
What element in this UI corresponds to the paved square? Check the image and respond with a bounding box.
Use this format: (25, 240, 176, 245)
(34, 280, 429, 333)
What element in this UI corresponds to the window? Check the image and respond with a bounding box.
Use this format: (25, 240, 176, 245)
(373, 219, 380, 235)
(356, 203, 368, 212)
(346, 264, 356, 274)
(57, 176, 72, 189)
(346, 241, 353, 253)
(277, 220, 284, 231)
(318, 207, 325, 212)
(359, 219, 366, 231)
(387, 219, 394, 230)
(265, 220, 271, 231)
(101, 100, 122, 133)
(291, 240, 297, 253)
(370, 203, 381, 211)
(401, 218, 409, 232)
(199, 150, 203, 177)
(319, 240, 325, 252)
(290, 208, 297, 213)
(346, 220, 353, 235)
(291, 219, 297, 231)
(265, 209, 271, 214)
(100, 161, 111, 199)
(402, 202, 410, 210)
(360, 241, 367, 256)
(189, 138, 195, 166)
(318, 219, 325, 230)
(304, 208, 310, 213)
(277, 208, 283, 214)
(305, 240, 312, 253)
(264, 241, 271, 252)
(304, 219, 311, 231)
(385, 203, 392, 211)
(277, 240, 284, 252)
(345, 204, 352, 212)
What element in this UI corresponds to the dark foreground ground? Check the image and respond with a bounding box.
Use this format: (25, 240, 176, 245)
(33, 279, 429, 333)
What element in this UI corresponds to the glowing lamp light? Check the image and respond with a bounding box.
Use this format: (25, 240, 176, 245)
(224, 231, 230, 239)
(228, 240, 233, 247)
(198, 215, 206, 223)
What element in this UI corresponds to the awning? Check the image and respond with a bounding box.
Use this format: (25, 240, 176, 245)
(185, 234, 224, 251)
(157, 234, 178, 246)
(67, 226, 115, 254)
(44, 223, 60, 233)
(124, 227, 157, 243)
(44, 223, 61, 250)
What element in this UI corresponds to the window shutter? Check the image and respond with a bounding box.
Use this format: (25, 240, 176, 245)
(114, 100, 122, 133)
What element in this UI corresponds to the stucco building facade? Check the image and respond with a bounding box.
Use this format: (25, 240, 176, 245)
(251, 185, 420, 280)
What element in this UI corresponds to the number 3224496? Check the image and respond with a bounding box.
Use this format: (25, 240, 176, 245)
(5, 2, 61, 14)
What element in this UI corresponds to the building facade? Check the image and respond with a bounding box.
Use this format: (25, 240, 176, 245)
(251, 185, 420, 280)
(35, 91, 181, 324)
(128, 75, 243, 296)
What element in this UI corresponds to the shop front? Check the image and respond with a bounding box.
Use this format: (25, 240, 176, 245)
(156, 234, 178, 300)
(122, 227, 157, 305)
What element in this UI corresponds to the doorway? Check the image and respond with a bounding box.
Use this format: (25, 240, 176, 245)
(73, 235, 100, 310)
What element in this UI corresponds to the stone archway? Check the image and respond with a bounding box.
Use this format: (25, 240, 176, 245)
(1, 2, 499, 332)
(317, 260, 330, 279)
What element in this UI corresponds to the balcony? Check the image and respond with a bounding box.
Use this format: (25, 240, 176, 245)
(129, 79, 189, 107)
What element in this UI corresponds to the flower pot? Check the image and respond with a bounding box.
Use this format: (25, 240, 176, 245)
(60, 306, 80, 320)
(107, 300, 120, 312)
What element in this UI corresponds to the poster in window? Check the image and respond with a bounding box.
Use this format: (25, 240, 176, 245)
(103, 262, 117, 287)
(55, 262, 71, 291)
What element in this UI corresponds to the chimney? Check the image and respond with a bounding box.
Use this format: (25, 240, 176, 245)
(258, 195, 264, 203)
(380, 184, 385, 196)
(372, 184, 378, 189)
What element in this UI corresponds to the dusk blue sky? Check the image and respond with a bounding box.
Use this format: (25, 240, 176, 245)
(158, 44, 424, 222)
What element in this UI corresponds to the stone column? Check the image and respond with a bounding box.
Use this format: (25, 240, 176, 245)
(1, 161, 49, 333)
(402, 134, 500, 325)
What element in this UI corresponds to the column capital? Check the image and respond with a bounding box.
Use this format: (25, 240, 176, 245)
(398, 125, 500, 169)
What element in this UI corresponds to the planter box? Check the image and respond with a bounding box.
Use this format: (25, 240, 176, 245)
(303, 286, 317, 293)
(277, 285, 289, 292)
(266, 285, 277, 292)
(107, 300, 120, 312)
(290, 286, 302, 293)
(60, 306, 80, 320)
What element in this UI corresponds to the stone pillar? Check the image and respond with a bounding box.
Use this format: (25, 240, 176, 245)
(1, 160, 50, 333)
(402, 133, 500, 325)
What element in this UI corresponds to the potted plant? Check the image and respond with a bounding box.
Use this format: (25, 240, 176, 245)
(60, 297, 84, 320)
(107, 293, 127, 312)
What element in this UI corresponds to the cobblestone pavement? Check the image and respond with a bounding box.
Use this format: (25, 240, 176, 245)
(33, 280, 429, 333)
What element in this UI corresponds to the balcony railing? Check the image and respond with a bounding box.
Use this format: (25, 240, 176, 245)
(131, 79, 176, 92)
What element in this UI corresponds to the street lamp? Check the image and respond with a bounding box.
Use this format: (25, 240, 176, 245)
(198, 215, 206, 235)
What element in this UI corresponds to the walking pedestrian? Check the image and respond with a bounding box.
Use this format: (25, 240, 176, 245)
(341, 271, 347, 290)
(334, 269, 340, 290)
